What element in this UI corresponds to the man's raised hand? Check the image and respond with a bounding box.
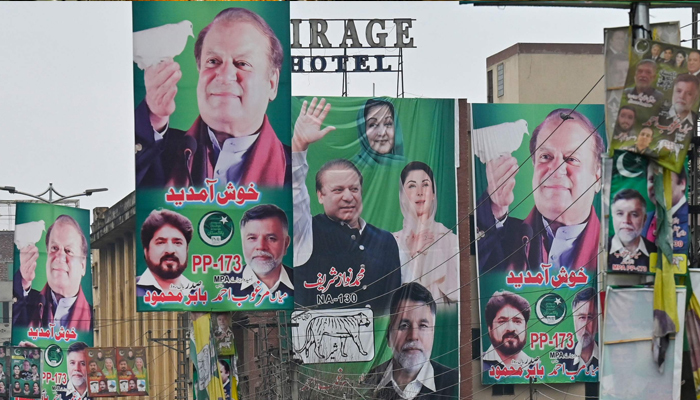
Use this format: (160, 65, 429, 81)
(19, 244, 38, 291)
(486, 155, 518, 221)
(144, 59, 182, 132)
(292, 97, 336, 152)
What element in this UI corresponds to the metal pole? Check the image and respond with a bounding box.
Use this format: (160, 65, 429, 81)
(632, 2, 650, 41)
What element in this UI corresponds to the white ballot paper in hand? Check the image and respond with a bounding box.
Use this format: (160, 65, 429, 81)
(14, 220, 45, 250)
(473, 119, 529, 163)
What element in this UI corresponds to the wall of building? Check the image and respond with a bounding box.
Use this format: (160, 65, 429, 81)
(488, 55, 520, 103)
(517, 53, 605, 104)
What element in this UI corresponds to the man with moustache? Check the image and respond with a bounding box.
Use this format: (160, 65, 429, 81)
(136, 209, 195, 296)
(476, 109, 603, 272)
(363, 283, 457, 400)
(560, 288, 599, 372)
(655, 73, 699, 140)
(291, 98, 401, 312)
(612, 105, 636, 142)
(13, 214, 92, 331)
(225, 204, 293, 298)
(608, 189, 656, 272)
(135, 7, 290, 189)
(623, 60, 664, 109)
(57, 342, 89, 400)
(482, 290, 536, 371)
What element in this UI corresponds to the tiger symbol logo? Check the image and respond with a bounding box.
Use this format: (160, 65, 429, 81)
(296, 313, 371, 360)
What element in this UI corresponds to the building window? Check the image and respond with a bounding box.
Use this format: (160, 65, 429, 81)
(492, 384, 515, 396)
(497, 63, 504, 97)
(487, 70, 493, 103)
(0, 302, 9, 323)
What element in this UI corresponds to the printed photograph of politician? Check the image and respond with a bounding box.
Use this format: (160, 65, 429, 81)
(133, 2, 293, 314)
(11, 203, 94, 349)
(607, 150, 688, 274)
(290, 96, 458, 397)
(116, 347, 148, 396)
(133, 3, 291, 190)
(472, 103, 603, 384)
(612, 39, 700, 172)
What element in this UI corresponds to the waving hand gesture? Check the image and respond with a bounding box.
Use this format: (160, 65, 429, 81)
(292, 97, 336, 152)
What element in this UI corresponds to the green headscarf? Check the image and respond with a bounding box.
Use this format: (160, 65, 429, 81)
(352, 98, 404, 168)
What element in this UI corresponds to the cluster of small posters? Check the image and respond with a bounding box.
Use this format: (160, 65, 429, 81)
(607, 151, 688, 274)
(8, 347, 42, 398)
(472, 104, 604, 384)
(86, 347, 149, 397)
(610, 38, 700, 172)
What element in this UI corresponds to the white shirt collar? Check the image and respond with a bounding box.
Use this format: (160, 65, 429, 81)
(137, 268, 194, 293)
(671, 196, 687, 217)
(609, 235, 649, 257)
(240, 264, 293, 292)
(334, 217, 367, 234)
(543, 218, 587, 241)
(573, 341, 599, 368)
(207, 126, 260, 154)
(482, 345, 535, 368)
(376, 360, 435, 399)
(50, 290, 78, 326)
(668, 107, 695, 124)
(66, 380, 87, 398)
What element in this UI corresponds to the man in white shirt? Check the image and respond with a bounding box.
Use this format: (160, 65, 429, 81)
(225, 204, 293, 300)
(364, 283, 457, 400)
(13, 215, 92, 332)
(476, 109, 603, 273)
(57, 342, 89, 400)
(135, 7, 290, 189)
(608, 189, 656, 273)
(136, 209, 195, 297)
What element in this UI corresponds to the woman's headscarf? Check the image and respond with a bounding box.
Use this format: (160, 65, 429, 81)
(398, 162, 438, 239)
(353, 98, 404, 167)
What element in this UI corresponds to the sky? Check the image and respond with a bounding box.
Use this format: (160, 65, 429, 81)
(0, 1, 692, 229)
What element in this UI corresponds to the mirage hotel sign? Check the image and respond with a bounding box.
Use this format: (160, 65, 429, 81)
(291, 19, 416, 73)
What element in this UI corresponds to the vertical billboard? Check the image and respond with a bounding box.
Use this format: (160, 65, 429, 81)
(132, 2, 293, 312)
(607, 151, 688, 274)
(290, 97, 459, 399)
(116, 347, 148, 396)
(472, 104, 604, 384)
(11, 203, 93, 400)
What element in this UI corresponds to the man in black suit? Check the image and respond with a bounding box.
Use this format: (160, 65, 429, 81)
(608, 189, 656, 273)
(226, 204, 292, 300)
(654, 73, 699, 143)
(363, 283, 457, 400)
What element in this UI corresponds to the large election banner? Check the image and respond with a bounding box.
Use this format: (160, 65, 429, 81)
(607, 151, 688, 274)
(472, 104, 604, 384)
(11, 202, 94, 400)
(290, 97, 459, 399)
(610, 39, 699, 172)
(132, 2, 293, 312)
